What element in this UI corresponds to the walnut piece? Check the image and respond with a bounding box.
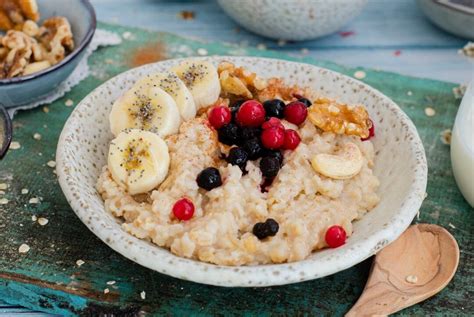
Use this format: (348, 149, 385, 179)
(0, 0, 39, 31)
(308, 98, 371, 138)
(0, 30, 33, 78)
(257, 77, 313, 103)
(38, 17, 74, 65)
(218, 61, 267, 99)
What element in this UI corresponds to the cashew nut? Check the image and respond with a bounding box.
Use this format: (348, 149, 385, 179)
(311, 142, 363, 180)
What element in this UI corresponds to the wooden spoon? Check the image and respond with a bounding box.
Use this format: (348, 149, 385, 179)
(346, 224, 459, 316)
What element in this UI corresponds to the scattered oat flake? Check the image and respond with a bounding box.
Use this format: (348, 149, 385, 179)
(21, 188, 29, 194)
(10, 141, 21, 149)
(424, 107, 436, 117)
(33, 133, 42, 140)
(105, 59, 114, 64)
(440, 129, 452, 145)
(256, 43, 266, 50)
(31, 215, 37, 221)
(0, 191, 4, 195)
(458, 42, 474, 58)
(29, 197, 40, 204)
(301, 48, 309, 55)
(43, 106, 49, 113)
(178, 10, 195, 20)
(448, 223, 456, 229)
(47, 160, 56, 168)
(394, 50, 402, 56)
(122, 32, 133, 40)
(19, 244, 30, 253)
(339, 31, 355, 37)
(106, 280, 116, 285)
(354, 71, 366, 79)
(197, 48, 208, 56)
(453, 85, 467, 99)
(0, 183, 7, 190)
(76, 259, 85, 267)
(405, 275, 418, 284)
(65, 99, 74, 107)
(140, 291, 146, 300)
(104, 288, 110, 294)
(407, 91, 413, 96)
(38, 217, 48, 226)
(277, 39, 287, 46)
(0, 198, 8, 204)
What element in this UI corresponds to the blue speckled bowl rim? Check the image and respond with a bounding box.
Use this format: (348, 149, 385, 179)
(0, 104, 12, 159)
(0, 0, 97, 85)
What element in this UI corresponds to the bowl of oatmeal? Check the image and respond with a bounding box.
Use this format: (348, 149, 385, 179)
(57, 56, 427, 287)
(0, 0, 96, 107)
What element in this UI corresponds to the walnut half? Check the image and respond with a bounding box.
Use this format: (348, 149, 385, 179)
(307, 98, 371, 138)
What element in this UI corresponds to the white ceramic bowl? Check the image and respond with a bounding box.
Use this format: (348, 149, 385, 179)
(217, 0, 368, 41)
(56, 56, 427, 287)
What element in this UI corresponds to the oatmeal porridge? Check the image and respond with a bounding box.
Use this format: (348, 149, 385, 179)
(97, 60, 379, 266)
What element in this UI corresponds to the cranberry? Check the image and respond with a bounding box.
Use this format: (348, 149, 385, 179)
(282, 129, 301, 150)
(261, 126, 285, 149)
(262, 117, 284, 131)
(361, 119, 375, 141)
(236, 100, 266, 127)
(325, 225, 347, 248)
(172, 198, 195, 221)
(209, 105, 231, 129)
(284, 101, 307, 125)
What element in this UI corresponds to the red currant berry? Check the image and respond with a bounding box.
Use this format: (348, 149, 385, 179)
(325, 225, 347, 248)
(361, 119, 375, 141)
(236, 100, 266, 127)
(262, 117, 284, 131)
(284, 101, 307, 125)
(208, 105, 231, 129)
(261, 126, 285, 149)
(282, 129, 301, 150)
(172, 198, 195, 221)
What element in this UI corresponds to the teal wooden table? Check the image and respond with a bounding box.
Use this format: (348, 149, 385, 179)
(1, 0, 472, 315)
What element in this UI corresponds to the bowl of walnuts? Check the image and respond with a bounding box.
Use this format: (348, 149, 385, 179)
(0, 0, 96, 107)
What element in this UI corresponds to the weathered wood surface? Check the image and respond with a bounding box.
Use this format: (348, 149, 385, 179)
(0, 23, 472, 316)
(347, 224, 460, 316)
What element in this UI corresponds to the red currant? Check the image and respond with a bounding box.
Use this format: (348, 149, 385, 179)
(236, 100, 266, 127)
(282, 129, 301, 150)
(261, 126, 285, 149)
(361, 119, 375, 141)
(172, 198, 195, 221)
(284, 101, 307, 125)
(325, 225, 347, 248)
(262, 117, 284, 131)
(208, 105, 231, 129)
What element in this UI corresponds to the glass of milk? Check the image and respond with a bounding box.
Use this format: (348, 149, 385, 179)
(451, 81, 474, 207)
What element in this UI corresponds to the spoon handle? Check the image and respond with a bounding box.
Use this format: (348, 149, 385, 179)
(0, 104, 12, 159)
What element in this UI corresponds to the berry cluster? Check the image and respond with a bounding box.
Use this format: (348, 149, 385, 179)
(208, 98, 308, 182)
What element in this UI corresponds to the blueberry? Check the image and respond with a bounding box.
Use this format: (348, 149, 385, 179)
(230, 99, 246, 121)
(263, 99, 285, 119)
(262, 149, 283, 167)
(243, 138, 263, 160)
(196, 167, 222, 191)
(240, 127, 261, 141)
(298, 97, 312, 107)
(259, 156, 281, 178)
(252, 218, 279, 240)
(218, 123, 241, 146)
(226, 147, 248, 172)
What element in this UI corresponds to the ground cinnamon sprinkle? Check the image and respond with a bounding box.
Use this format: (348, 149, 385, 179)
(128, 42, 167, 68)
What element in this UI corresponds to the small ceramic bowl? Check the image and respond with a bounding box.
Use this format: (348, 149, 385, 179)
(56, 56, 427, 287)
(0, 105, 12, 159)
(217, 0, 368, 41)
(417, 0, 474, 40)
(0, 0, 96, 108)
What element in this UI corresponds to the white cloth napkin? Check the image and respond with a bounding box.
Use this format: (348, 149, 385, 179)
(8, 29, 122, 117)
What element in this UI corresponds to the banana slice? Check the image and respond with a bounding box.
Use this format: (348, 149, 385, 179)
(134, 72, 196, 121)
(108, 129, 170, 195)
(170, 60, 221, 110)
(311, 142, 363, 180)
(110, 86, 181, 137)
